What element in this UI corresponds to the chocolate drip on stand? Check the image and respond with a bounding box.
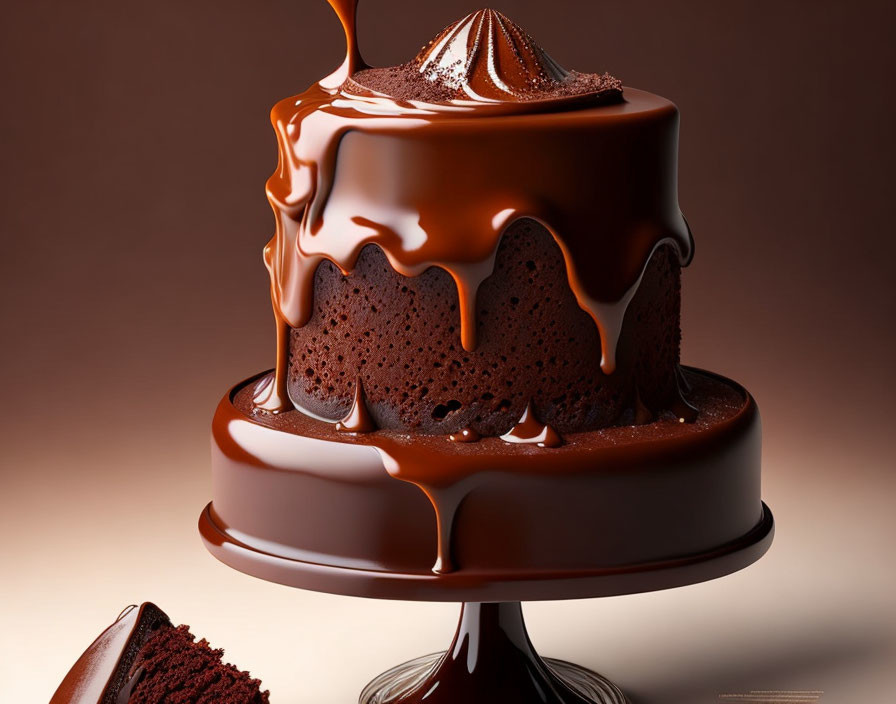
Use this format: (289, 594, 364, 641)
(372, 470, 480, 576)
(320, 0, 367, 89)
(360, 602, 627, 704)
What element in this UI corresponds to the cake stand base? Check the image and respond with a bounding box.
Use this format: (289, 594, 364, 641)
(359, 602, 628, 704)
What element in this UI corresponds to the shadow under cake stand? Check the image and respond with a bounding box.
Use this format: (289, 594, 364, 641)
(199, 369, 774, 704)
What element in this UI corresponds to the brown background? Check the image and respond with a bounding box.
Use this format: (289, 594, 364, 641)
(1, 1, 894, 702)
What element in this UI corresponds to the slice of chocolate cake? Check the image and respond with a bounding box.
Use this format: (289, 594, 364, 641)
(51, 603, 269, 704)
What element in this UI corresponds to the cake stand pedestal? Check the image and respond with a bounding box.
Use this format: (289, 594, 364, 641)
(199, 502, 773, 703)
(359, 601, 625, 704)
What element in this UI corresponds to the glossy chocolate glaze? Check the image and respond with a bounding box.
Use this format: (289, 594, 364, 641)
(254, 1, 693, 414)
(50, 604, 170, 704)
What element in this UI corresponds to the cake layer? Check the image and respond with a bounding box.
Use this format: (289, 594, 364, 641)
(289, 223, 681, 434)
(207, 368, 763, 598)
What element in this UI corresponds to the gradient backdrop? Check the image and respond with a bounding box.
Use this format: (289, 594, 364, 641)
(2, 1, 894, 702)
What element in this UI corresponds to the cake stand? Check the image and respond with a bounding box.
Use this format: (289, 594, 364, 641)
(199, 370, 774, 704)
(202, 504, 772, 703)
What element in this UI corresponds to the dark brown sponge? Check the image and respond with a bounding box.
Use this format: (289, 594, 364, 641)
(128, 624, 269, 704)
(288, 219, 681, 435)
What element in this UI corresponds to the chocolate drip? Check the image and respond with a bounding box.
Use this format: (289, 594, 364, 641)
(500, 400, 563, 448)
(251, 358, 290, 413)
(671, 389, 699, 423)
(320, 0, 367, 89)
(335, 378, 376, 433)
(425, 484, 469, 575)
(449, 428, 482, 443)
(373, 446, 476, 574)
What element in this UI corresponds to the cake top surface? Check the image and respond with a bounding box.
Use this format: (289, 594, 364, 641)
(344, 8, 622, 109)
(238, 368, 745, 457)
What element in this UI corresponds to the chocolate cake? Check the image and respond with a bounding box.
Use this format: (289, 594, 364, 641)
(50, 603, 269, 704)
(199, 1, 770, 597)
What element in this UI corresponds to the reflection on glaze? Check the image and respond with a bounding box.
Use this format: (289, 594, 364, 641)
(116, 666, 145, 704)
(500, 400, 563, 448)
(449, 428, 481, 443)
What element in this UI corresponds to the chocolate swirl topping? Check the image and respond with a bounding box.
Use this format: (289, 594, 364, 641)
(346, 8, 622, 108)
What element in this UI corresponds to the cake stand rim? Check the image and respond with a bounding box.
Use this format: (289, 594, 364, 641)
(198, 501, 774, 602)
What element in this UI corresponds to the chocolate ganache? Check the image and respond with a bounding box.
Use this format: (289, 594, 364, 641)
(254, 0, 694, 439)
